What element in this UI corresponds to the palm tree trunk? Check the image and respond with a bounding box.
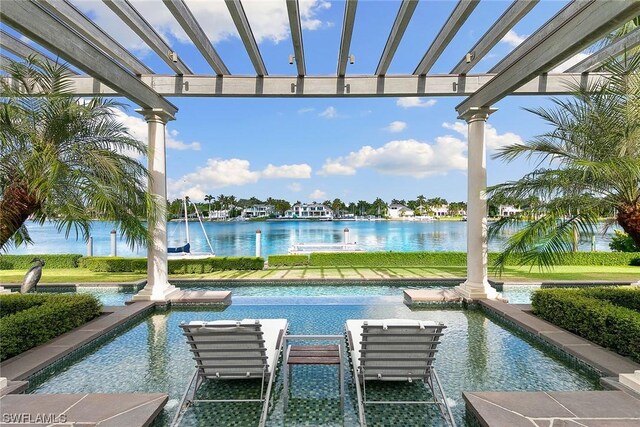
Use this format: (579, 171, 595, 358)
(617, 202, 640, 248)
(0, 183, 40, 247)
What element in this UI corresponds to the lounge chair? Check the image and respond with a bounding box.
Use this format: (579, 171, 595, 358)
(173, 319, 288, 427)
(345, 319, 455, 427)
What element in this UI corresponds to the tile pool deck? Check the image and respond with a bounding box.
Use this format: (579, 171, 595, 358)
(2, 285, 639, 426)
(0, 392, 167, 427)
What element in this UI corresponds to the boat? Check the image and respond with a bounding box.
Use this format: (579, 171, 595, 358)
(288, 242, 364, 255)
(168, 198, 215, 259)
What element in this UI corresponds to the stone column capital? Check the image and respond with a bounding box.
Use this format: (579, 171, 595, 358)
(457, 107, 498, 123)
(135, 108, 175, 124)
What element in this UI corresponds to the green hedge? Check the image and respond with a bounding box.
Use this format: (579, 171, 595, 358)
(309, 252, 468, 267)
(0, 294, 57, 318)
(578, 287, 640, 312)
(0, 294, 102, 361)
(532, 288, 640, 363)
(79, 256, 264, 273)
(268, 255, 309, 267)
(264, 251, 640, 267)
(0, 254, 83, 270)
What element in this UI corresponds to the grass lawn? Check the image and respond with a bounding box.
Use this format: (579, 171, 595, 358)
(0, 265, 638, 284)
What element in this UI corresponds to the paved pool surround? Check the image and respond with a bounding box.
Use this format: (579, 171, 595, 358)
(2, 285, 639, 427)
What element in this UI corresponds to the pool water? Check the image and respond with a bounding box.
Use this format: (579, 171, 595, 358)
(30, 299, 599, 426)
(51, 283, 541, 307)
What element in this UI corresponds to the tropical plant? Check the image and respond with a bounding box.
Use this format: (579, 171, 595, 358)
(488, 52, 640, 271)
(0, 58, 156, 251)
(609, 230, 640, 252)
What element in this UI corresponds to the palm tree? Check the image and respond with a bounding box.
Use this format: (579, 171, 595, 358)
(0, 58, 156, 250)
(488, 52, 640, 271)
(204, 194, 213, 215)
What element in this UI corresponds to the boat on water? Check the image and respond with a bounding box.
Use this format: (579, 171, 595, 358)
(288, 242, 364, 255)
(168, 198, 215, 259)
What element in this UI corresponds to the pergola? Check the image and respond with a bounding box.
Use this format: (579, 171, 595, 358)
(2, 0, 639, 301)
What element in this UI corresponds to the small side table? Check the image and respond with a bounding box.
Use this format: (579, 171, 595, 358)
(282, 335, 345, 411)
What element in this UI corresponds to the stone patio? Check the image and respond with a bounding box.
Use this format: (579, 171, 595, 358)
(0, 393, 167, 427)
(464, 390, 640, 427)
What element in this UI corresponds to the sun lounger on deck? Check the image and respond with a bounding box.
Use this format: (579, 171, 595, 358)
(173, 318, 288, 427)
(346, 318, 455, 426)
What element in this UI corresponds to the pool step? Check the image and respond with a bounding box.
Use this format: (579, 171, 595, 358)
(620, 370, 640, 394)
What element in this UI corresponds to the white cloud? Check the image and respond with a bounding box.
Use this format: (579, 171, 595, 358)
(168, 159, 311, 199)
(500, 30, 527, 47)
(551, 53, 590, 72)
(319, 106, 338, 118)
(111, 109, 200, 156)
(288, 182, 302, 192)
(319, 139, 467, 178)
(169, 158, 260, 199)
(442, 121, 523, 150)
(298, 107, 315, 114)
(384, 121, 407, 133)
(396, 98, 437, 109)
(317, 160, 357, 176)
(74, 0, 331, 54)
(318, 123, 524, 178)
(309, 189, 326, 200)
(262, 163, 312, 179)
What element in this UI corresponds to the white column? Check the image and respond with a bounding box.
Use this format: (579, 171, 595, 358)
(456, 107, 498, 300)
(133, 109, 179, 302)
(255, 229, 262, 258)
(110, 229, 117, 256)
(344, 228, 350, 244)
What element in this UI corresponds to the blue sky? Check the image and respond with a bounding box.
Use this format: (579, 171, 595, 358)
(4, 0, 595, 204)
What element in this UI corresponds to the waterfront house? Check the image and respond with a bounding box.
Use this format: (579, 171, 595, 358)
(208, 209, 230, 220)
(430, 205, 449, 217)
(285, 203, 333, 219)
(242, 204, 274, 219)
(388, 203, 414, 219)
(499, 205, 523, 217)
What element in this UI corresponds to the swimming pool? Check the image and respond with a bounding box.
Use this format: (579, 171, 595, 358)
(29, 297, 599, 426)
(47, 282, 541, 306)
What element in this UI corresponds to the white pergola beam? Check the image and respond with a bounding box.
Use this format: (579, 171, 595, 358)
(450, 0, 538, 75)
(0, 29, 79, 74)
(457, 0, 640, 114)
(102, 0, 191, 75)
(375, 0, 418, 76)
(286, 0, 306, 76)
(414, 0, 479, 76)
(37, 0, 153, 75)
(0, 0, 177, 115)
(57, 73, 608, 98)
(225, 0, 267, 76)
(337, 0, 358, 77)
(566, 26, 640, 73)
(163, 0, 229, 76)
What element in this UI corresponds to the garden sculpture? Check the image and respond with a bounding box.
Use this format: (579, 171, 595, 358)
(21, 258, 45, 293)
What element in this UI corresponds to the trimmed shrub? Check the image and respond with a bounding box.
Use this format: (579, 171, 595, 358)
(578, 287, 640, 313)
(264, 251, 640, 267)
(268, 255, 309, 267)
(309, 252, 468, 267)
(79, 256, 264, 273)
(79, 257, 146, 272)
(0, 294, 102, 361)
(532, 289, 640, 363)
(0, 293, 56, 318)
(0, 254, 83, 270)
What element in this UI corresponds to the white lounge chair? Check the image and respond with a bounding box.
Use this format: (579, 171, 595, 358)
(173, 319, 288, 427)
(346, 319, 455, 427)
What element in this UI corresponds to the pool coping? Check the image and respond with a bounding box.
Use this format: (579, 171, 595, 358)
(478, 299, 640, 379)
(0, 302, 155, 383)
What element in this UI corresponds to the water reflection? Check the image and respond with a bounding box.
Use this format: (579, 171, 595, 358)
(11, 219, 617, 258)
